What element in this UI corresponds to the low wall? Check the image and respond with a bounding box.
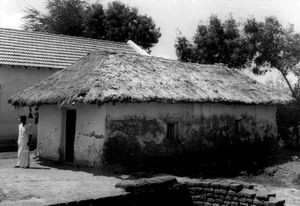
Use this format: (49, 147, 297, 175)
(185, 179, 285, 206)
(50, 177, 286, 206)
(49, 188, 190, 206)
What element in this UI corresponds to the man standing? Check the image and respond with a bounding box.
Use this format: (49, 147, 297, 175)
(15, 115, 32, 168)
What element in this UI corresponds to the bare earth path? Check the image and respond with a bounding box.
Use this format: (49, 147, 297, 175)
(0, 152, 124, 206)
(229, 179, 300, 206)
(234, 159, 300, 206)
(1, 152, 300, 205)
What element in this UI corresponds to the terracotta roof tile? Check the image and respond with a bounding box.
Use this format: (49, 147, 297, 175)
(0, 28, 137, 69)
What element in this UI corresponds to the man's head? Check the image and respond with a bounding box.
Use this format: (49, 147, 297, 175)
(20, 115, 26, 125)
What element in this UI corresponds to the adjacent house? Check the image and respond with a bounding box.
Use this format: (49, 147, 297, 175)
(8, 51, 293, 167)
(0, 28, 139, 150)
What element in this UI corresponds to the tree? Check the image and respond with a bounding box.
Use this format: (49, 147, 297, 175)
(176, 15, 300, 98)
(22, 0, 161, 51)
(176, 15, 248, 68)
(24, 0, 86, 36)
(175, 36, 194, 63)
(83, 3, 106, 39)
(104, 1, 161, 51)
(244, 16, 300, 98)
(22, 7, 49, 32)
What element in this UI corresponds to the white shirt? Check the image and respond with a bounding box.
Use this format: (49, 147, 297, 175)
(18, 124, 32, 146)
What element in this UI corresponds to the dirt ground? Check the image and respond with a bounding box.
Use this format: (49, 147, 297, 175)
(1, 152, 300, 206)
(234, 159, 300, 206)
(0, 152, 125, 206)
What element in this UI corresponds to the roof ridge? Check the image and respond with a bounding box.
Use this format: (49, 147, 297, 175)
(90, 50, 228, 69)
(8, 48, 294, 106)
(0, 27, 130, 45)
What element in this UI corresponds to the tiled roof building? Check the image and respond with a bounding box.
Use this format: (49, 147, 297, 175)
(0, 28, 137, 69)
(0, 28, 139, 148)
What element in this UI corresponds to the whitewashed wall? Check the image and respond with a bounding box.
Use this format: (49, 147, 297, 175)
(37, 103, 277, 166)
(38, 105, 63, 160)
(0, 65, 58, 140)
(74, 105, 106, 167)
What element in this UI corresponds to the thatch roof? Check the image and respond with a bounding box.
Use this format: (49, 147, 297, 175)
(8, 51, 294, 106)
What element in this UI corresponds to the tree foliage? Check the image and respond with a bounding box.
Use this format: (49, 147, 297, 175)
(23, 0, 161, 51)
(176, 15, 249, 68)
(244, 17, 300, 97)
(176, 15, 300, 98)
(83, 3, 106, 39)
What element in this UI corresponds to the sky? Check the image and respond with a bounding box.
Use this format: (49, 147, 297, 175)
(1, 0, 300, 59)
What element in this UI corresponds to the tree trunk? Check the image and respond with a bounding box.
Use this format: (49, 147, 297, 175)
(280, 69, 296, 97)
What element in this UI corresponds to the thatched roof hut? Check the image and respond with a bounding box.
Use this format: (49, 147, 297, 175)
(8, 51, 293, 106)
(9, 51, 293, 167)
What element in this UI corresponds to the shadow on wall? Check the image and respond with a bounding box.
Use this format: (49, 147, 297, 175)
(101, 113, 279, 177)
(277, 103, 300, 149)
(36, 112, 282, 178)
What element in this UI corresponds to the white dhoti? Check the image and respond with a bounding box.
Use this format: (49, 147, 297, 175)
(16, 124, 31, 168)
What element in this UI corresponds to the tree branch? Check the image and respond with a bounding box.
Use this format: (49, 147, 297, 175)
(280, 69, 296, 97)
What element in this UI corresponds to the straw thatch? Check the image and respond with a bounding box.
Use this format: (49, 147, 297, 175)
(8, 51, 294, 106)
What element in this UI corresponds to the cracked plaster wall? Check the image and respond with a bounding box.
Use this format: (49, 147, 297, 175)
(74, 104, 106, 167)
(104, 103, 277, 162)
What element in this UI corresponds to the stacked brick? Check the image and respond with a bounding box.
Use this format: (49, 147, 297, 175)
(185, 180, 285, 206)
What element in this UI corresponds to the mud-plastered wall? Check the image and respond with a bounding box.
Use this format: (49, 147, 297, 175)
(103, 103, 277, 163)
(73, 105, 107, 167)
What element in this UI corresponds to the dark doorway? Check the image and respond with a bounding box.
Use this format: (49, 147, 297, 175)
(65, 110, 76, 162)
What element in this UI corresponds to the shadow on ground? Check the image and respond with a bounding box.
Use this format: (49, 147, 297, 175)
(110, 146, 300, 179)
(35, 146, 300, 182)
(36, 158, 123, 179)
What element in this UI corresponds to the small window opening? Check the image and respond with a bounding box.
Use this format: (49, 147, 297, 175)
(234, 119, 242, 134)
(166, 123, 178, 142)
(34, 107, 39, 124)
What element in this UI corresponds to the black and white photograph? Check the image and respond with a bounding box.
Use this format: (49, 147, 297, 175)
(0, 0, 300, 205)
